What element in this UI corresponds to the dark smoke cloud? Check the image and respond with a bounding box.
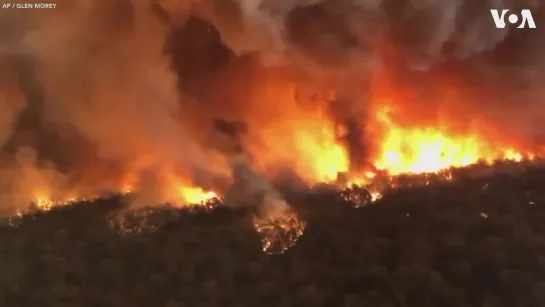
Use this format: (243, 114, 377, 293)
(185, 0, 545, 142)
(1, 0, 545, 213)
(190, 0, 541, 68)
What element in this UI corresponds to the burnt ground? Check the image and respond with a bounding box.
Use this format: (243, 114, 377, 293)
(2, 163, 545, 307)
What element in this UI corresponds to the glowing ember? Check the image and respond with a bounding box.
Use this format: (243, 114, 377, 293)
(253, 211, 306, 254)
(341, 185, 383, 207)
(31, 193, 86, 211)
(109, 209, 161, 235)
(1, 212, 24, 227)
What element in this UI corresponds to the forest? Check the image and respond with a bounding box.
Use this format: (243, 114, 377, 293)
(1, 162, 545, 307)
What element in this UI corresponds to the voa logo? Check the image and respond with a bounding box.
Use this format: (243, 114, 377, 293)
(490, 9, 536, 28)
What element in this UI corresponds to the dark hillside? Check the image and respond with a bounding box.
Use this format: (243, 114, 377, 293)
(2, 165, 545, 307)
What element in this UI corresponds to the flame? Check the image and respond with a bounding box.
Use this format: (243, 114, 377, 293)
(30, 189, 83, 211)
(177, 185, 218, 204)
(19, 94, 543, 215)
(369, 105, 534, 176)
(242, 81, 350, 184)
(292, 124, 349, 182)
(254, 212, 307, 254)
(8, 73, 545, 256)
(20, 91, 543, 216)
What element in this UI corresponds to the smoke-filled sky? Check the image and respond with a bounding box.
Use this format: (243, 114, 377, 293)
(0, 0, 544, 213)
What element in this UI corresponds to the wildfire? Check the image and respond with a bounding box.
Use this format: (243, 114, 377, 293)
(8, 82, 545, 256)
(31, 191, 83, 211)
(6, 0, 545, 258)
(177, 185, 218, 204)
(254, 212, 307, 254)
(371, 106, 532, 175)
(293, 125, 349, 182)
(20, 102, 542, 215)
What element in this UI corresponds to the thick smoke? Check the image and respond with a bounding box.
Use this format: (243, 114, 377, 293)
(0, 68, 25, 147)
(0, 0, 545, 214)
(185, 0, 545, 151)
(0, 0, 232, 213)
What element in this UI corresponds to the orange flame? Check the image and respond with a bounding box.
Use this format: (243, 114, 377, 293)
(14, 74, 543, 215)
(371, 105, 531, 175)
(177, 185, 218, 204)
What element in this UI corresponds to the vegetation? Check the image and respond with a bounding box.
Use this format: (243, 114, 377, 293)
(2, 164, 545, 307)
